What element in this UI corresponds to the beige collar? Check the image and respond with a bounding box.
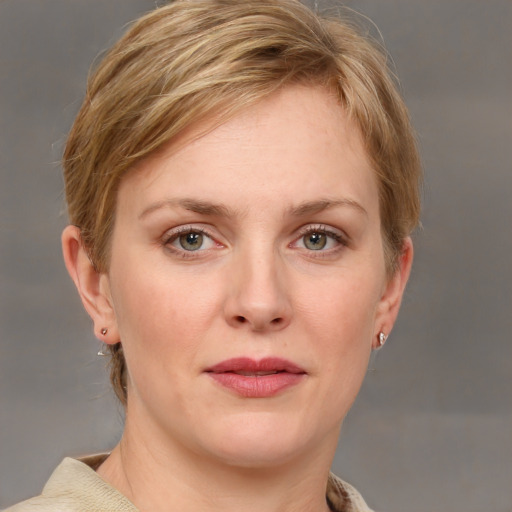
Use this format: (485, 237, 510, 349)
(34, 454, 373, 512)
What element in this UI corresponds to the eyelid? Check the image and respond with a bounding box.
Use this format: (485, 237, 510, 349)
(163, 224, 207, 241)
(161, 223, 348, 257)
(162, 224, 223, 255)
(291, 223, 349, 251)
(297, 223, 347, 240)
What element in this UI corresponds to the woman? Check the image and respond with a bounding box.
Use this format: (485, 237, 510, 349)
(6, 0, 421, 511)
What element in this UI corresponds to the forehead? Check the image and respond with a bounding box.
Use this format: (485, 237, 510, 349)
(118, 84, 379, 221)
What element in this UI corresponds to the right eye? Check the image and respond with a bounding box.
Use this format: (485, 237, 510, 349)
(290, 224, 347, 254)
(167, 228, 217, 252)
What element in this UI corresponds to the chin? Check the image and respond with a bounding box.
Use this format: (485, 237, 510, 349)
(198, 412, 328, 469)
(212, 440, 305, 470)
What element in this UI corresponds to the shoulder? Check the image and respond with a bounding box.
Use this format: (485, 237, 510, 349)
(3, 456, 137, 512)
(327, 473, 374, 512)
(3, 495, 71, 512)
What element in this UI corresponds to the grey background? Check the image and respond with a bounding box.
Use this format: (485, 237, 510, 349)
(1, 1, 511, 511)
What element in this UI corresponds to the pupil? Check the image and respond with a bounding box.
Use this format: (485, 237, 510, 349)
(180, 232, 203, 251)
(305, 232, 326, 250)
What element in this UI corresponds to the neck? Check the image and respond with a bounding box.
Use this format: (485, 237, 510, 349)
(98, 415, 337, 512)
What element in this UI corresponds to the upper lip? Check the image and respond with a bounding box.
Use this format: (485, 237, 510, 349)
(205, 357, 306, 375)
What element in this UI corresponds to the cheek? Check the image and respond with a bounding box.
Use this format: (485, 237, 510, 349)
(110, 261, 223, 354)
(294, 272, 380, 398)
(297, 272, 380, 346)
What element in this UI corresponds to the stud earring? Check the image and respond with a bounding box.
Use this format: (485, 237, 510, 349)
(98, 328, 109, 356)
(377, 332, 387, 348)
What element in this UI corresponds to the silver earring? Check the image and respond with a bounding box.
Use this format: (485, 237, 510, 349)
(377, 332, 387, 347)
(98, 328, 109, 356)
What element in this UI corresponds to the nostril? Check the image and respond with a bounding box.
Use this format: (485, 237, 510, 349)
(232, 315, 286, 328)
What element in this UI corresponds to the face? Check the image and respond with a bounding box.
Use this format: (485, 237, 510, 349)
(98, 85, 406, 468)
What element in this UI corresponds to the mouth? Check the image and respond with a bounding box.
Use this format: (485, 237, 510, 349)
(204, 357, 306, 397)
(231, 370, 284, 376)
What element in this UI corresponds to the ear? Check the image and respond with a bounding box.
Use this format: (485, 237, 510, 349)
(61, 225, 119, 344)
(373, 237, 414, 349)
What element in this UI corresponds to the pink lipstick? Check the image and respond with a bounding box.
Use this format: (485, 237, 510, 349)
(205, 357, 306, 398)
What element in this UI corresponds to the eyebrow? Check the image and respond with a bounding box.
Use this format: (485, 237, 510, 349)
(139, 197, 367, 220)
(139, 198, 237, 219)
(289, 198, 368, 217)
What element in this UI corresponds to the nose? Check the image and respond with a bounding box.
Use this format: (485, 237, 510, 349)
(223, 249, 292, 332)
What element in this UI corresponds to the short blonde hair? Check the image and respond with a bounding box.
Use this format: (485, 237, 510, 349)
(63, 0, 421, 405)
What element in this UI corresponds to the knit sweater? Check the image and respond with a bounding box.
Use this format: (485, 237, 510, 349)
(4, 454, 373, 512)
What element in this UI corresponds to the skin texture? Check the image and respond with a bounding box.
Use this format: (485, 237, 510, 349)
(62, 85, 413, 512)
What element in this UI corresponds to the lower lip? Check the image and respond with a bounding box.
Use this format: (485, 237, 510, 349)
(208, 372, 305, 398)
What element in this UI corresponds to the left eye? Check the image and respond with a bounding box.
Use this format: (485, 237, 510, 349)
(169, 230, 216, 251)
(294, 230, 342, 251)
(303, 232, 328, 250)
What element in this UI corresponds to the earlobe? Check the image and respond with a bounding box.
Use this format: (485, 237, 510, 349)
(61, 225, 119, 344)
(373, 237, 414, 349)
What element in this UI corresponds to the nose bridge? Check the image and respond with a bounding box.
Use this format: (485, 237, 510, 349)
(225, 237, 292, 331)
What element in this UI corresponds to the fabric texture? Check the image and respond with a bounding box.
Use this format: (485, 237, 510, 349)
(4, 454, 373, 512)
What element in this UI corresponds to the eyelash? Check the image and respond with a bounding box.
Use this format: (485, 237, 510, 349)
(162, 223, 348, 259)
(162, 225, 219, 259)
(292, 224, 348, 255)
